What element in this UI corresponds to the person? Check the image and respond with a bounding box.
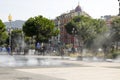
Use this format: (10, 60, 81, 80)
(24, 47, 29, 55)
(72, 47, 75, 53)
(0, 46, 2, 52)
(41, 46, 46, 56)
(7, 45, 11, 55)
(60, 47, 64, 58)
(34, 42, 41, 55)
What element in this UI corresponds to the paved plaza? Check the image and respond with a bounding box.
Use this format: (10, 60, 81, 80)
(17, 61, 120, 80)
(0, 55, 120, 80)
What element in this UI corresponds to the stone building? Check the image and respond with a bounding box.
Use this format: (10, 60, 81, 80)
(54, 3, 90, 47)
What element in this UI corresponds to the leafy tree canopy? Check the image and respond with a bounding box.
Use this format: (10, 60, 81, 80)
(65, 15, 107, 47)
(111, 17, 120, 42)
(23, 15, 59, 42)
(0, 19, 6, 35)
(0, 19, 8, 45)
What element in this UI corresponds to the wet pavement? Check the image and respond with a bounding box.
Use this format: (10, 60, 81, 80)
(0, 55, 68, 80)
(0, 55, 84, 68)
(0, 55, 120, 80)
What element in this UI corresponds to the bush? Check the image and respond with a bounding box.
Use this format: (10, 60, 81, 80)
(111, 50, 120, 59)
(112, 53, 118, 59)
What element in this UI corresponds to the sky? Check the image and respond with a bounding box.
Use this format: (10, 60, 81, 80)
(0, 0, 119, 22)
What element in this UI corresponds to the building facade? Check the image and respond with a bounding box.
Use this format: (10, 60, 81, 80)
(54, 4, 89, 47)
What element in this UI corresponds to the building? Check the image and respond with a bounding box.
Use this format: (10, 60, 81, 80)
(54, 3, 90, 47)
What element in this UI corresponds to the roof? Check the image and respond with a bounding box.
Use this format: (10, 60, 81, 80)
(75, 5, 82, 12)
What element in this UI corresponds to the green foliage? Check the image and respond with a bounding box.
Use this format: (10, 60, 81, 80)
(107, 50, 120, 59)
(65, 21, 77, 34)
(0, 32, 8, 45)
(0, 19, 6, 34)
(110, 17, 120, 51)
(0, 19, 8, 45)
(23, 15, 59, 42)
(24, 36, 31, 44)
(12, 29, 22, 36)
(65, 15, 107, 48)
(111, 17, 120, 42)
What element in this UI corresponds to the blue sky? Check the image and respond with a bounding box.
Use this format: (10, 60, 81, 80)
(0, 0, 119, 22)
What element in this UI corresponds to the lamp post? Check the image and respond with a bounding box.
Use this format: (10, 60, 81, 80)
(8, 14, 12, 54)
(22, 31, 25, 52)
(72, 28, 77, 53)
(118, 0, 120, 16)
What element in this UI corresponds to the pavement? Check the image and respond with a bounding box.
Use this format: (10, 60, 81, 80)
(0, 68, 65, 80)
(0, 55, 120, 80)
(17, 61, 120, 80)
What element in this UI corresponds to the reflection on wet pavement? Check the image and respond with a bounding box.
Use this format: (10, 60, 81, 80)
(0, 55, 81, 67)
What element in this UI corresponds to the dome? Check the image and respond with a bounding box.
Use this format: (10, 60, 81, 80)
(75, 5, 82, 12)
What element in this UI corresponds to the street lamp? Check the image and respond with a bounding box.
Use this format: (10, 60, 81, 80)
(8, 14, 12, 54)
(72, 28, 77, 53)
(22, 31, 25, 52)
(118, 0, 120, 16)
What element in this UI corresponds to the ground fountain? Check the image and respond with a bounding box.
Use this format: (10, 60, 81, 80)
(0, 55, 81, 67)
(0, 29, 119, 68)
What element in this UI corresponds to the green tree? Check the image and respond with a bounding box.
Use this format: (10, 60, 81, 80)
(0, 19, 8, 45)
(65, 16, 107, 48)
(23, 15, 59, 43)
(111, 17, 120, 50)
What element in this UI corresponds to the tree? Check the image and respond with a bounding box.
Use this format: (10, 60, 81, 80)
(65, 16, 107, 49)
(111, 17, 120, 50)
(23, 15, 59, 43)
(0, 19, 8, 45)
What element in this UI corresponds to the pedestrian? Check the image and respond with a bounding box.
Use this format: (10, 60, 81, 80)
(60, 47, 64, 58)
(0, 46, 2, 52)
(36, 42, 41, 55)
(7, 45, 11, 55)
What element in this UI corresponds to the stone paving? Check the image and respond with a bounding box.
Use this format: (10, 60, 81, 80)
(0, 68, 65, 80)
(17, 61, 120, 80)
